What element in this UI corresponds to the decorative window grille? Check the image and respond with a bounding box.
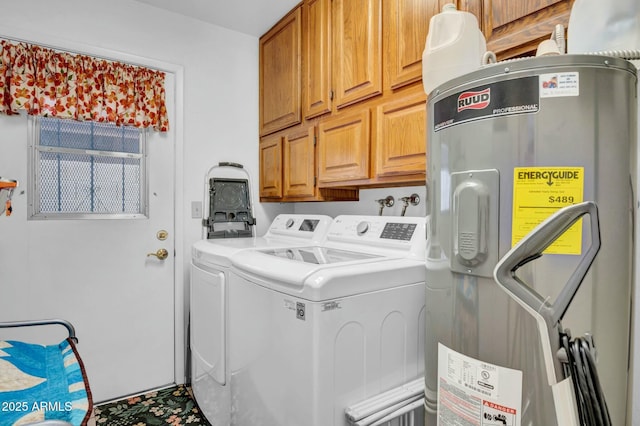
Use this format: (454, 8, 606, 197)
(29, 117, 147, 219)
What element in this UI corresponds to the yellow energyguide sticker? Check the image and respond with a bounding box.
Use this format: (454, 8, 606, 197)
(512, 167, 584, 255)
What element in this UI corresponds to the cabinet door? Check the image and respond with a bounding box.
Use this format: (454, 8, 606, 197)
(303, 0, 332, 119)
(457, 0, 483, 21)
(482, 0, 574, 58)
(332, 0, 382, 109)
(374, 93, 427, 178)
(260, 7, 302, 136)
(318, 109, 371, 184)
(284, 127, 316, 198)
(385, 0, 481, 91)
(259, 134, 283, 199)
(385, 0, 433, 90)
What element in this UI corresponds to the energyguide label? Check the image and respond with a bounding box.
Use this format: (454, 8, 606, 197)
(512, 166, 584, 255)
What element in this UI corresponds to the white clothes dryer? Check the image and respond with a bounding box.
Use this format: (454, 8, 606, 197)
(189, 214, 333, 425)
(228, 215, 427, 426)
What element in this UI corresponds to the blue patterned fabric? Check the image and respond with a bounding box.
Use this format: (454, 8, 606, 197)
(0, 339, 91, 425)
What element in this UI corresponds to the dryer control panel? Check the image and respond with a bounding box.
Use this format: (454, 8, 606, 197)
(265, 214, 333, 242)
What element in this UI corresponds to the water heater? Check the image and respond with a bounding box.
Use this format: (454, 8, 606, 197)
(424, 54, 637, 425)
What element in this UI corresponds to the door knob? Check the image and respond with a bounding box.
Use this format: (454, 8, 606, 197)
(147, 248, 169, 260)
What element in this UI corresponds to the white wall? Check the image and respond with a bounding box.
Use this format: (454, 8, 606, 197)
(293, 186, 427, 218)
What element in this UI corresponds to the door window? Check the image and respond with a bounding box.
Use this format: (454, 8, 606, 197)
(29, 116, 147, 219)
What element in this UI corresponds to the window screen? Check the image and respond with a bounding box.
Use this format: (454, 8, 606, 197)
(29, 117, 147, 219)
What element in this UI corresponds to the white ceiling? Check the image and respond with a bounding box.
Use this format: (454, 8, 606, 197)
(132, 0, 301, 37)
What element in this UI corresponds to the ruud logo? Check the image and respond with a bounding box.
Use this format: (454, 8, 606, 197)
(457, 88, 490, 112)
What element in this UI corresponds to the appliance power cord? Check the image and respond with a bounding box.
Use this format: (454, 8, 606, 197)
(560, 331, 611, 426)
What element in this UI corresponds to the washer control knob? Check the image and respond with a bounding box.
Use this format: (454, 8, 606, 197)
(285, 218, 295, 229)
(356, 221, 370, 236)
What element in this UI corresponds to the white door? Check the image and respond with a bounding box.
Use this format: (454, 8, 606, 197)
(0, 75, 177, 403)
(84, 115, 176, 402)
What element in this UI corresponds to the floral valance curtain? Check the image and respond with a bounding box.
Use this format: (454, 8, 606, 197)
(0, 40, 169, 131)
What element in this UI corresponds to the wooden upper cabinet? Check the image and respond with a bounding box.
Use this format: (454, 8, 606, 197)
(317, 109, 371, 185)
(374, 92, 427, 179)
(384, 0, 435, 91)
(259, 134, 283, 199)
(303, 0, 332, 119)
(457, 0, 483, 21)
(332, 0, 382, 109)
(260, 7, 302, 136)
(283, 127, 316, 198)
(482, 0, 574, 59)
(384, 0, 483, 91)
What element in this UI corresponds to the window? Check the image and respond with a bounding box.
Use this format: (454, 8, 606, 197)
(29, 117, 147, 219)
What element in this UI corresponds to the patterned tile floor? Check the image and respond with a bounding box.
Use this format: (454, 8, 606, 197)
(94, 385, 211, 425)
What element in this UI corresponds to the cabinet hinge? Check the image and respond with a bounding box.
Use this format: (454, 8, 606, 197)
(314, 176, 317, 187)
(314, 135, 317, 146)
(329, 90, 334, 101)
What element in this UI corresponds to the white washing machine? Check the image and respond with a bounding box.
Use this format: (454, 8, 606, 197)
(189, 214, 333, 425)
(228, 215, 427, 426)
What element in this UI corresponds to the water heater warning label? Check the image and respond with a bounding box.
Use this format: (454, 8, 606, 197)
(437, 344, 522, 426)
(512, 166, 584, 254)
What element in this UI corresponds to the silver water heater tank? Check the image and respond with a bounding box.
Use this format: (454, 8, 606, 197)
(425, 55, 637, 425)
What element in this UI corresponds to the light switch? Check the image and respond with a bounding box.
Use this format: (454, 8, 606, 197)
(191, 201, 202, 219)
